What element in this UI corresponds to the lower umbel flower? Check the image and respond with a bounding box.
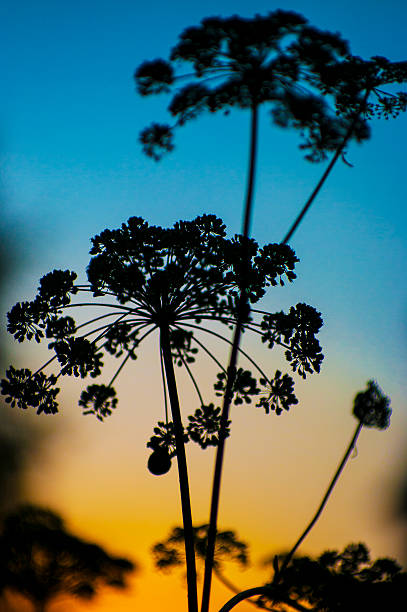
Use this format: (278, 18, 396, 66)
(2, 215, 323, 446)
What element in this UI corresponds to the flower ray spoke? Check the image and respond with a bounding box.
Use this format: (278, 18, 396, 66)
(179, 323, 270, 384)
(176, 349, 204, 406)
(184, 330, 226, 374)
(32, 355, 59, 377)
(160, 347, 169, 424)
(108, 350, 134, 388)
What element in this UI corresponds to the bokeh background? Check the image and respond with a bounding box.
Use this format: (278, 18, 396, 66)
(1, 0, 406, 609)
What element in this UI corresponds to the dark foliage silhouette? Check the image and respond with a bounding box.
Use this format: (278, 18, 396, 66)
(0, 505, 135, 612)
(255, 543, 407, 612)
(154, 527, 406, 612)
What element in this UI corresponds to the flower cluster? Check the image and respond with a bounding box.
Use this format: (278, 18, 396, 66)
(2, 215, 323, 458)
(260, 303, 324, 378)
(352, 380, 391, 429)
(257, 370, 299, 415)
(135, 12, 407, 162)
(1, 366, 59, 415)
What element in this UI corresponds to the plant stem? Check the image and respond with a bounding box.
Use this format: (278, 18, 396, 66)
(218, 585, 309, 612)
(282, 88, 371, 245)
(201, 104, 259, 612)
(160, 323, 198, 612)
(278, 420, 363, 576)
(214, 570, 274, 610)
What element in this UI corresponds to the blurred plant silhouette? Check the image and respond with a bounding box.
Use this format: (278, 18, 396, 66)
(153, 524, 248, 575)
(0, 188, 47, 518)
(252, 542, 407, 612)
(2, 8, 406, 612)
(153, 525, 407, 612)
(0, 505, 135, 612)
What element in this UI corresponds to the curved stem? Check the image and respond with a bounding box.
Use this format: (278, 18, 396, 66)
(214, 570, 276, 611)
(202, 103, 259, 612)
(242, 104, 259, 239)
(218, 586, 310, 612)
(278, 420, 363, 575)
(187, 332, 227, 374)
(282, 89, 371, 244)
(160, 323, 198, 612)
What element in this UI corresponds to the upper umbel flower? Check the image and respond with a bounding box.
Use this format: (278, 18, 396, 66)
(134, 11, 407, 161)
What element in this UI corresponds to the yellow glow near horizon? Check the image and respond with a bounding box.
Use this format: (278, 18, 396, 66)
(16, 358, 406, 611)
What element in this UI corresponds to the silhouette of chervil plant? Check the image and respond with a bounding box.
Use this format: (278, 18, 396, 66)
(3, 9, 405, 612)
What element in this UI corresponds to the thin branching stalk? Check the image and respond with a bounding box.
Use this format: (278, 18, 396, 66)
(180, 322, 270, 382)
(282, 88, 371, 244)
(278, 419, 364, 576)
(160, 322, 198, 612)
(176, 349, 205, 406)
(202, 104, 258, 612)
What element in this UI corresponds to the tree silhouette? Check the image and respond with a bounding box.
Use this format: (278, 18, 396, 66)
(0, 505, 135, 612)
(2, 9, 406, 612)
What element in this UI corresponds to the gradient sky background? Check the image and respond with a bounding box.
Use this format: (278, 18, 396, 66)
(1, 0, 407, 610)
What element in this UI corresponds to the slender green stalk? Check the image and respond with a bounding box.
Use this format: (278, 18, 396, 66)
(278, 420, 364, 576)
(160, 323, 198, 612)
(201, 104, 259, 612)
(282, 88, 371, 245)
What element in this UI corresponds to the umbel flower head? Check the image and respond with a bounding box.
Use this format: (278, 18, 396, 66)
(135, 10, 407, 160)
(2, 215, 323, 453)
(353, 380, 391, 430)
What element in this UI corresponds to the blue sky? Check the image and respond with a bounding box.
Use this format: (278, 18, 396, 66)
(1, 2, 407, 607)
